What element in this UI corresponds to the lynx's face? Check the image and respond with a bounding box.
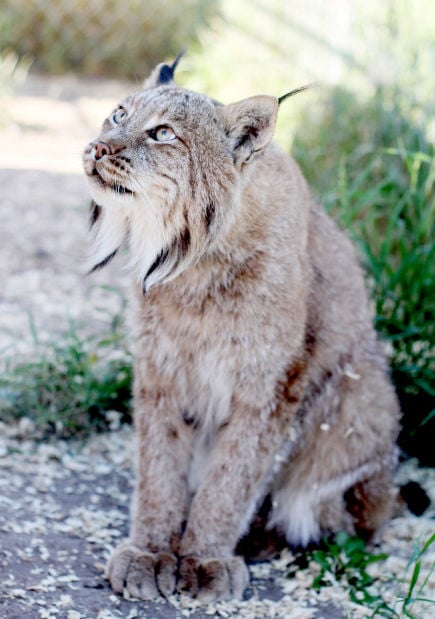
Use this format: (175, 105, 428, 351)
(83, 59, 279, 290)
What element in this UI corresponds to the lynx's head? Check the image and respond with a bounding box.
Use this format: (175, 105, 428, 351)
(83, 54, 282, 291)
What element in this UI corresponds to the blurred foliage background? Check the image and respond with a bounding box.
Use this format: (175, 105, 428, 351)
(0, 0, 218, 78)
(0, 0, 433, 464)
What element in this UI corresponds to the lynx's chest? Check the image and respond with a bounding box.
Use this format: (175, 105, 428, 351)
(133, 285, 237, 425)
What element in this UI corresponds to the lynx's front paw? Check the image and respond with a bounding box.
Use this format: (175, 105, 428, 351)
(177, 555, 249, 603)
(106, 541, 177, 599)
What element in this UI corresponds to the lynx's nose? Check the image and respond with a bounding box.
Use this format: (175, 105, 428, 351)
(93, 141, 113, 160)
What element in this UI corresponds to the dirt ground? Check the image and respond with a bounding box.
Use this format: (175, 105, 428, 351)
(0, 75, 433, 619)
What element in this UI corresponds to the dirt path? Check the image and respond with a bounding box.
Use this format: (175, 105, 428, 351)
(0, 75, 433, 619)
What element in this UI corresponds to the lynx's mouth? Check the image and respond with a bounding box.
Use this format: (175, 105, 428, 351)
(91, 167, 133, 195)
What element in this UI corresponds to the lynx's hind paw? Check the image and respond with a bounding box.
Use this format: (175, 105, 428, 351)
(106, 541, 177, 599)
(177, 555, 249, 603)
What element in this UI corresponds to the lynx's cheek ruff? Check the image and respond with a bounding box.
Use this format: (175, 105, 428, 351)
(82, 53, 400, 603)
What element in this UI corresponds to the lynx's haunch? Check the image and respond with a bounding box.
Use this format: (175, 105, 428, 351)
(83, 56, 399, 603)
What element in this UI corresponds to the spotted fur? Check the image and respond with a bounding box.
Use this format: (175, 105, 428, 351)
(82, 58, 400, 603)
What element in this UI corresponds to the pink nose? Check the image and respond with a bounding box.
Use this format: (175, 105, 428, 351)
(93, 141, 113, 160)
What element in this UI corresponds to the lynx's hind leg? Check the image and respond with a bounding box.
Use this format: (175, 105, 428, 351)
(344, 468, 397, 540)
(269, 469, 358, 547)
(269, 459, 396, 548)
(269, 357, 399, 547)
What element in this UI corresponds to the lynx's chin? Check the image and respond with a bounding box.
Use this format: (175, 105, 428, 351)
(89, 168, 133, 196)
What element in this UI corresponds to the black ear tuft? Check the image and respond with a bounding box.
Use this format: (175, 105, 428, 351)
(278, 84, 312, 105)
(156, 48, 187, 86)
(158, 64, 174, 85)
(170, 47, 187, 72)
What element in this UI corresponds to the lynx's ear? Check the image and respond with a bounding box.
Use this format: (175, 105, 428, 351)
(143, 49, 186, 89)
(219, 95, 278, 168)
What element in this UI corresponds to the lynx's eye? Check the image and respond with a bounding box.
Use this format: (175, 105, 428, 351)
(112, 107, 127, 124)
(148, 125, 176, 142)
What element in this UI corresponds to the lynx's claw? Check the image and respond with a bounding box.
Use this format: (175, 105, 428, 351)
(106, 541, 177, 599)
(177, 555, 249, 603)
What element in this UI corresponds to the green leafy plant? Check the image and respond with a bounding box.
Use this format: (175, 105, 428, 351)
(287, 533, 435, 618)
(308, 532, 387, 606)
(0, 315, 132, 438)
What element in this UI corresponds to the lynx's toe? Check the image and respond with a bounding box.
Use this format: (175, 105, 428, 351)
(106, 541, 177, 599)
(177, 555, 249, 603)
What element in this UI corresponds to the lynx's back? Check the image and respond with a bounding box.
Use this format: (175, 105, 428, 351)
(83, 58, 399, 602)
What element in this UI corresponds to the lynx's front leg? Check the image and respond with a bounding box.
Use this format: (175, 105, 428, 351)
(107, 388, 193, 599)
(178, 390, 302, 603)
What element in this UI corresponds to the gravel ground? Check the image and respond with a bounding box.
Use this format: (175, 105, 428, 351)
(0, 75, 434, 619)
(0, 423, 434, 619)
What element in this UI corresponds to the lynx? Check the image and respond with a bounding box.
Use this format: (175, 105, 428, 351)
(82, 55, 399, 603)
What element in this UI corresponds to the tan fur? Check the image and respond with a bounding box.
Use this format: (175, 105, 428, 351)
(82, 60, 399, 602)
